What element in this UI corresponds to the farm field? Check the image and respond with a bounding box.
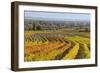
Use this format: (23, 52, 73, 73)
(24, 30, 90, 61)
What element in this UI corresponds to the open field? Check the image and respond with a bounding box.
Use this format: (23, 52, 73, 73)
(24, 30, 90, 61)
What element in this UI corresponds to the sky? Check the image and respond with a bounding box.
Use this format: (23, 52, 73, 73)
(24, 11, 90, 22)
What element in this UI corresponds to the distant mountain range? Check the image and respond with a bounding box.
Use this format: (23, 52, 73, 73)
(25, 19, 90, 25)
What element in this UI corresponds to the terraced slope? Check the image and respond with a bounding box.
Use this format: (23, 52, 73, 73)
(24, 32, 90, 61)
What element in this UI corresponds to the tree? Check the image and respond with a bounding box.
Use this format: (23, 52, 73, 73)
(36, 25, 42, 30)
(32, 23, 36, 30)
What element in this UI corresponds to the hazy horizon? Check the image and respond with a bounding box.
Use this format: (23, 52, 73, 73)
(24, 11, 90, 22)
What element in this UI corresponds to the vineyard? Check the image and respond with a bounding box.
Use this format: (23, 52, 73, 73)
(24, 31, 90, 61)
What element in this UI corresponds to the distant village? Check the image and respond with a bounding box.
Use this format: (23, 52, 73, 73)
(24, 19, 90, 32)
